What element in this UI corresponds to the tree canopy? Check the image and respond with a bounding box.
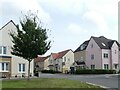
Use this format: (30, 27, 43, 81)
(10, 14, 51, 61)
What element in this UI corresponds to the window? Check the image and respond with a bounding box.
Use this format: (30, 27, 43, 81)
(0, 46, 7, 54)
(91, 65, 95, 69)
(19, 64, 25, 72)
(104, 53, 108, 58)
(2, 63, 4, 70)
(1, 62, 9, 71)
(68, 58, 70, 61)
(114, 64, 118, 69)
(3, 46, 7, 54)
(104, 64, 109, 69)
(102, 43, 106, 46)
(91, 44, 93, 48)
(80, 45, 84, 50)
(64, 57, 66, 62)
(91, 54, 94, 60)
(115, 50, 116, 54)
(6, 63, 8, 70)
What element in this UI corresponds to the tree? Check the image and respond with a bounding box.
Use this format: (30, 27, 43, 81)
(10, 13, 51, 80)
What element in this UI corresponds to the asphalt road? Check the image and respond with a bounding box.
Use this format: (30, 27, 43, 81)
(39, 73, 119, 89)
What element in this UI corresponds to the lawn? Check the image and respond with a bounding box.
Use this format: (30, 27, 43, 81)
(1, 78, 105, 89)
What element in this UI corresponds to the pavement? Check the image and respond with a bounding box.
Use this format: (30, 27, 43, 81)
(38, 73, 119, 89)
(1, 73, 120, 90)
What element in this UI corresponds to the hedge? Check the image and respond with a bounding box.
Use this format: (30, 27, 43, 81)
(75, 69, 116, 74)
(41, 70, 62, 74)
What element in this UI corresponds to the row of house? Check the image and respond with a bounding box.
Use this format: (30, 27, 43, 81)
(35, 49, 74, 73)
(35, 36, 120, 73)
(0, 20, 120, 78)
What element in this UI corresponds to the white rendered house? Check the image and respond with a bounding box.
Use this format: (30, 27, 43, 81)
(0, 20, 34, 77)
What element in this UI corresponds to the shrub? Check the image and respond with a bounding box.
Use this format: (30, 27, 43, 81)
(41, 70, 62, 74)
(75, 69, 116, 74)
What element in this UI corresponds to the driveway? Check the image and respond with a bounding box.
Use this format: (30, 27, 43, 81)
(39, 73, 119, 89)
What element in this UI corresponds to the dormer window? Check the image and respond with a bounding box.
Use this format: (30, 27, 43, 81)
(81, 44, 86, 50)
(102, 43, 106, 46)
(80, 45, 84, 50)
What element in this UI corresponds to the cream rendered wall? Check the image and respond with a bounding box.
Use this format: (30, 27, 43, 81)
(63, 50, 74, 71)
(11, 56, 34, 76)
(1, 22, 16, 56)
(44, 58, 49, 70)
(48, 55, 55, 70)
(57, 58, 63, 72)
(1, 21, 34, 77)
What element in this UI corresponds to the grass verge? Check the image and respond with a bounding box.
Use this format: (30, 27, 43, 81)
(2, 78, 105, 89)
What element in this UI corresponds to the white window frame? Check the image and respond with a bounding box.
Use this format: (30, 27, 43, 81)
(18, 63, 25, 73)
(0, 46, 7, 54)
(91, 54, 94, 60)
(104, 64, 109, 69)
(91, 65, 95, 69)
(114, 64, 118, 69)
(0, 62, 9, 72)
(63, 57, 66, 62)
(103, 53, 108, 58)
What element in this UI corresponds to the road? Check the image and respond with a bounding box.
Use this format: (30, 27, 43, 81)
(39, 73, 119, 89)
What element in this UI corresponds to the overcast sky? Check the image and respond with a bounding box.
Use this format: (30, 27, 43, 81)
(0, 0, 119, 55)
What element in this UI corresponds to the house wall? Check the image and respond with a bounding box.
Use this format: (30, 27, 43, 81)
(74, 50, 86, 62)
(62, 50, 74, 73)
(74, 50, 86, 61)
(0, 22, 16, 55)
(11, 56, 34, 77)
(56, 58, 63, 72)
(0, 21, 34, 77)
(111, 42, 119, 71)
(44, 58, 49, 70)
(86, 38, 102, 69)
(35, 61, 44, 71)
(101, 49, 110, 69)
(48, 55, 55, 70)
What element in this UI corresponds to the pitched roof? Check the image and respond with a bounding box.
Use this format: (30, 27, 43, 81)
(51, 53, 59, 59)
(74, 36, 120, 52)
(0, 20, 16, 30)
(74, 40, 89, 52)
(51, 49, 72, 59)
(57, 49, 71, 59)
(92, 36, 120, 49)
(35, 55, 50, 62)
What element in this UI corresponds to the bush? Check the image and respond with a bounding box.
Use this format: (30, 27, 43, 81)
(41, 70, 62, 74)
(75, 69, 116, 74)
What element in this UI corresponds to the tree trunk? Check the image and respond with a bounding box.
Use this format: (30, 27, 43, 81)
(28, 61, 30, 81)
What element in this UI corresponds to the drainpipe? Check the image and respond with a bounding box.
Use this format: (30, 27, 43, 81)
(110, 49, 112, 70)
